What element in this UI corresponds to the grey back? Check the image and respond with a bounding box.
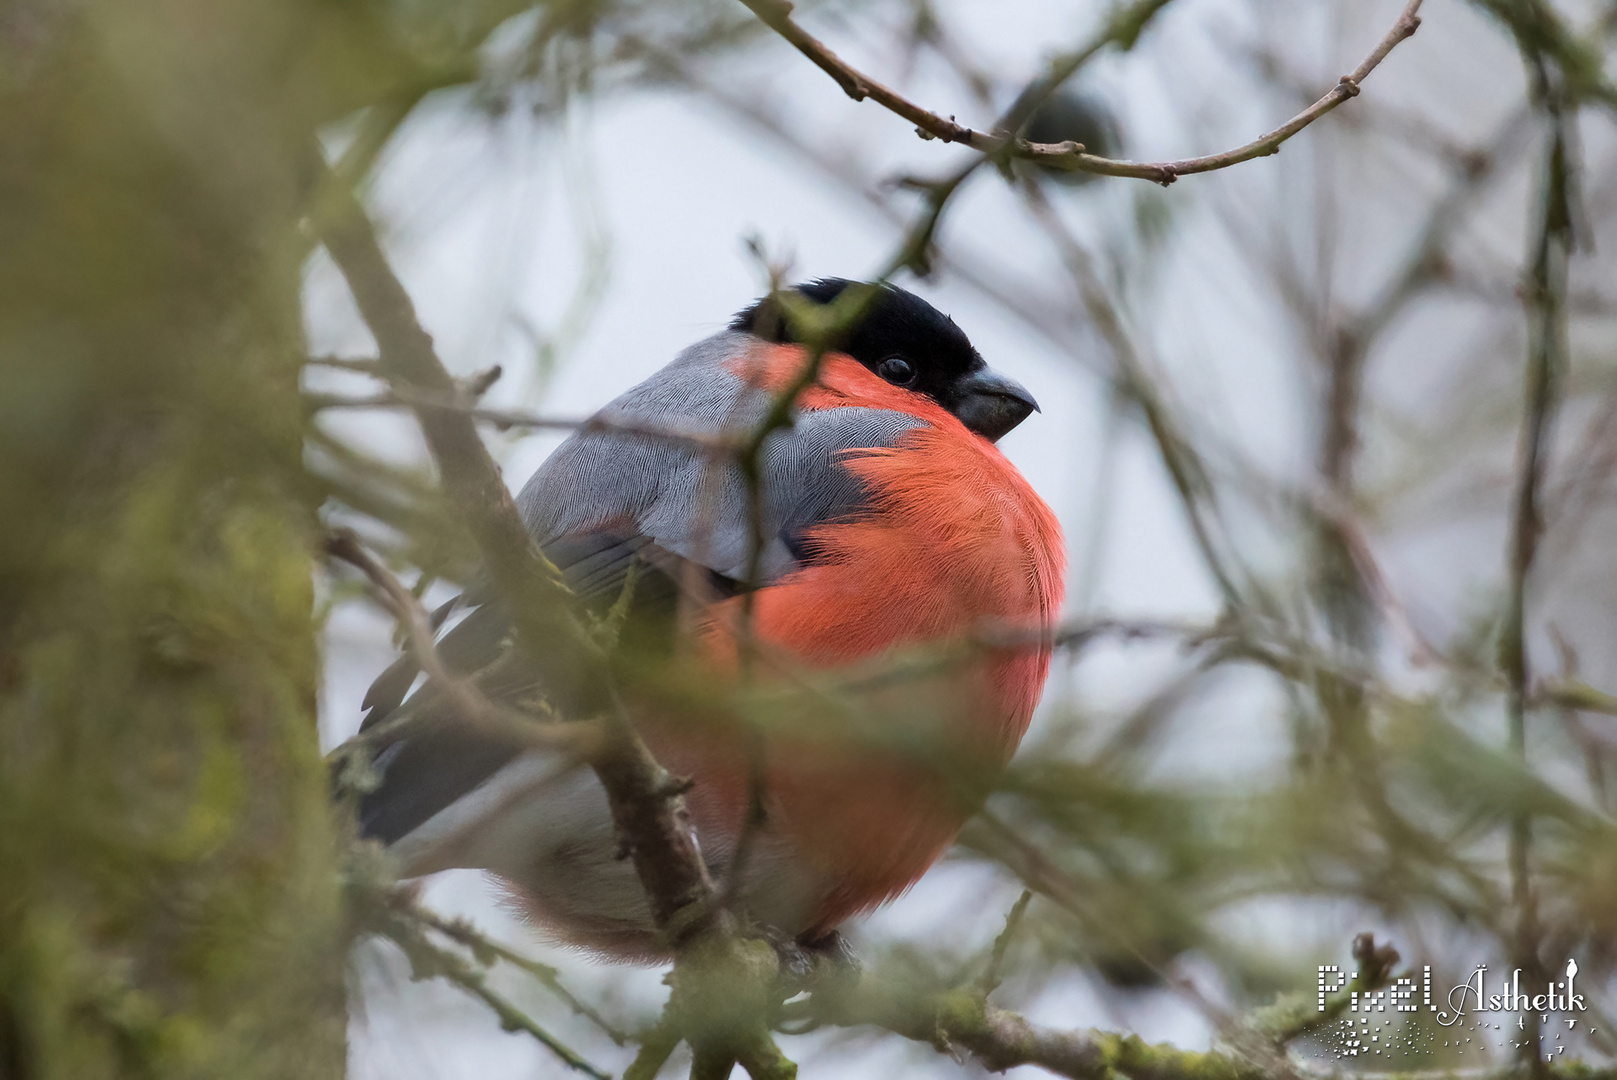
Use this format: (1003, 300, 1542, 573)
(516, 329, 921, 583)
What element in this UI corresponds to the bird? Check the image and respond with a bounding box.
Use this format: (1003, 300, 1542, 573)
(347, 278, 1065, 960)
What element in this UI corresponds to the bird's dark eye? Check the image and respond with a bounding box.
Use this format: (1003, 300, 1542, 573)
(877, 356, 915, 385)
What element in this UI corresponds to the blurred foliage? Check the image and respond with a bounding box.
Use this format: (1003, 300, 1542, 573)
(12, 0, 1617, 1078)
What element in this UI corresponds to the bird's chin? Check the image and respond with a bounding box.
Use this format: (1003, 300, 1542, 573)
(957, 393, 1036, 442)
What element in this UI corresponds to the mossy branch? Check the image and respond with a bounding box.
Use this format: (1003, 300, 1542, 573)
(317, 169, 796, 1079)
(815, 975, 1273, 1080)
(737, 0, 1421, 185)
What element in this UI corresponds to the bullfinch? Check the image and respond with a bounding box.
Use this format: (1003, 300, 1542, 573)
(349, 279, 1065, 958)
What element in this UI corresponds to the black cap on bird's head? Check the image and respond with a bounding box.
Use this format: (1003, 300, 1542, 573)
(731, 278, 1039, 442)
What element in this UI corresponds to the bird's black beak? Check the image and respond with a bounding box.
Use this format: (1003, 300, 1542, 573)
(954, 368, 1039, 442)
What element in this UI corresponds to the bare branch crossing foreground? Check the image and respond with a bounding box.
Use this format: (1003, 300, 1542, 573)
(736, 0, 1424, 184)
(319, 170, 797, 1079)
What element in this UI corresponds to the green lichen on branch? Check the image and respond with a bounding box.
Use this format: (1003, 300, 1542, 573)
(817, 976, 1270, 1080)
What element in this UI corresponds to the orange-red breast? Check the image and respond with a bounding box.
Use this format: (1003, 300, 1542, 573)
(350, 279, 1065, 958)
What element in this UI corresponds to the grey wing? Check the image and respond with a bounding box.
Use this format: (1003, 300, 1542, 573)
(516, 329, 920, 581)
(347, 329, 922, 851)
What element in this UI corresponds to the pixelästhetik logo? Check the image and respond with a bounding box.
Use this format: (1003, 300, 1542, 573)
(1314, 959, 1594, 1063)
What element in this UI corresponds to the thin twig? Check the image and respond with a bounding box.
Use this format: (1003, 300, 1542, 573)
(315, 168, 795, 1074)
(734, 0, 992, 147)
(1501, 63, 1577, 1073)
(972, 614, 1215, 653)
(991, 0, 1177, 137)
(978, 890, 1033, 996)
(737, 0, 1423, 185)
(1019, 177, 1249, 608)
(323, 529, 598, 756)
(1538, 679, 1617, 717)
(306, 354, 383, 375)
(307, 387, 743, 456)
(370, 900, 611, 1079)
(406, 902, 630, 1045)
(808, 968, 1277, 1080)
(713, 161, 992, 910)
(624, 1020, 681, 1080)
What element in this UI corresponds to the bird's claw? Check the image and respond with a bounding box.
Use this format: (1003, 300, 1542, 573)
(766, 931, 817, 990)
(761, 927, 862, 1001)
(800, 930, 860, 984)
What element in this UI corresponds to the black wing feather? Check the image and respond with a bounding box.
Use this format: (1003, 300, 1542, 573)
(351, 535, 734, 844)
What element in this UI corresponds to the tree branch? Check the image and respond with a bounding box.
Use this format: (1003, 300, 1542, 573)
(736, 0, 1422, 185)
(316, 168, 795, 1077)
(735, 0, 992, 147)
(323, 529, 598, 758)
(403, 899, 630, 1046)
(1501, 59, 1577, 1073)
(307, 386, 742, 455)
(361, 887, 612, 1079)
(1018, 176, 1250, 607)
(800, 935, 1400, 1080)
(818, 976, 1271, 1080)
